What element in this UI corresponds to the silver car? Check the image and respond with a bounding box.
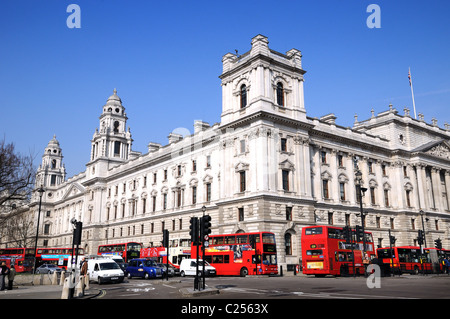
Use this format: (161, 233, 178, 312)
(35, 264, 63, 274)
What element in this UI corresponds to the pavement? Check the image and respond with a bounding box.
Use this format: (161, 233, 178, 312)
(1, 272, 448, 299)
(0, 284, 102, 299)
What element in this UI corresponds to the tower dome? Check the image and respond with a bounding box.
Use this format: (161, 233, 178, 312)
(106, 88, 122, 106)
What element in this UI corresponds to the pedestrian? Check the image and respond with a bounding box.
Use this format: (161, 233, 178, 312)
(445, 257, 450, 275)
(80, 258, 88, 276)
(0, 261, 10, 291)
(7, 265, 16, 290)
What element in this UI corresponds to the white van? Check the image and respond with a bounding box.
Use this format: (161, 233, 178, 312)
(87, 258, 124, 284)
(179, 259, 216, 277)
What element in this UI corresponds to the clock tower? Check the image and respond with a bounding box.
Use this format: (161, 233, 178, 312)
(86, 89, 133, 179)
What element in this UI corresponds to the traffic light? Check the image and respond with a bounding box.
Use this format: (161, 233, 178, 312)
(73, 221, 83, 246)
(342, 226, 351, 243)
(200, 215, 212, 239)
(162, 229, 169, 247)
(189, 217, 199, 245)
(355, 225, 364, 242)
(435, 238, 442, 250)
(389, 235, 397, 245)
(417, 230, 424, 246)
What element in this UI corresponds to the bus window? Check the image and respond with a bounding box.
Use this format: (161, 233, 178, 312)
(306, 250, 323, 256)
(237, 235, 248, 243)
(335, 251, 354, 262)
(305, 227, 323, 235)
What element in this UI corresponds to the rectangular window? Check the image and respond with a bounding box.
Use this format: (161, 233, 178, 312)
(192, 186, 197, 204)
(370, 187, 376, 205)
(239, 171, 246, 192)
(321, 151, 327, 164)
(50, 175, 56, 186)
(338, 155, 344, 167)
(192, 160, 197, 172)
(384, 189, 389, 207)
(281, 138, 287, 152)
(152, 196, 156, 212)
(238, 207, 244, 221)
(206, 183, 211, 202)
(339, 182, 346, 201)
(282, 170, 289, 191)
(163, 194, 167, 210)
(240, 140, 246, 153)
(114, 141, 121, 157)
(323, 180, 329, 199)
(286, 207, 292, 221)
(206, 156, 211, 168)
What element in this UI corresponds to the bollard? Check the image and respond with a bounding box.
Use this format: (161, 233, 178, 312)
(61, 277, 70, 299)
(60, 271, 66, 286)
(75, 275, 84, 297)
(51, 271, 58, 285)
(280, 265, 283, 277)
(84, 274, 90, 290)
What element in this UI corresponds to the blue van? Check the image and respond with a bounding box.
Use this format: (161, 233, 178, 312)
(126, 258, 163, 279)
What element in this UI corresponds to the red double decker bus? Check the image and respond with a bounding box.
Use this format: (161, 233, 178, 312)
(191, 232, 278, 276)
(97, 242, 142, 262)
(376, 246, 432, 274)
(301, 226, 376, 277)
(35, 247, 85, 270)
(0, 248, 34, 272)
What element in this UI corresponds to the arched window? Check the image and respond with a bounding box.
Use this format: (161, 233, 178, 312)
(276, 82, 284, 106)
(113, 121, 120, 133)
(240, 84, 247, 109)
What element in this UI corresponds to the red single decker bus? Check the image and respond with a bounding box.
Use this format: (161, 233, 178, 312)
(302, 225, 376, 277)
(192, 232, 278, 276)
(376, 246, 432, 274)
(97, 242, 142, 262)
(0, 248, 35, 272)
(35, 247, 85, 270)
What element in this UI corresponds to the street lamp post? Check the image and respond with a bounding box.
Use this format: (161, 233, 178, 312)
(355, 170, 368, 254)
(201, 205, 206, 290)
(33, 185, 45, 274)
(419, 210, 428, 250)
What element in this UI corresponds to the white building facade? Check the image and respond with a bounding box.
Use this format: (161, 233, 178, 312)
(16, 35, 450, 271)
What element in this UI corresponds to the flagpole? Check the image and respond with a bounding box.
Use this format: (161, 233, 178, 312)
(409, 67, 417, 119)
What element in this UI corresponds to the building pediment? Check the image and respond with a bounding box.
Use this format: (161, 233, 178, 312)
(61, 183, 85, 200)
(414, 140, 450, 160)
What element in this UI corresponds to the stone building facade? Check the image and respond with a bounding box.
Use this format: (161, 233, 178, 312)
(11, 35, 450, 271)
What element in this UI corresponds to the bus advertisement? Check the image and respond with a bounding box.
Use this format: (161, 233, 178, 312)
(97, 242, 142, 262)
(0, 248, 34, 272)
(376, 246, 432, 274)
(301, 225, 376, 277)
(140, 246, 191, 268)
(192, 232, 278, 276)
(35, 247, 85, 270)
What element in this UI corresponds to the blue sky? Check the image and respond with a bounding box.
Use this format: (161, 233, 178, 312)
(1, 0, 449, 178)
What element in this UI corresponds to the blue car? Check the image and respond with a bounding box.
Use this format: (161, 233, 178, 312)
(126, 258, 163, 279)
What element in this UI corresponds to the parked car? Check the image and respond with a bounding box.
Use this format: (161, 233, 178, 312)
(35, 264, 63, 274)
(126, 258, 163, 279)
(87, 259, 124, 284)
(156, 263, 175, 277)
(179, 259, 216, 277)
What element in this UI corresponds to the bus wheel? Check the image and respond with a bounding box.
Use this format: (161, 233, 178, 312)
(240, 267, 248, 277)
(413, 266, 419, 275)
